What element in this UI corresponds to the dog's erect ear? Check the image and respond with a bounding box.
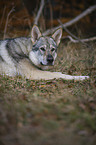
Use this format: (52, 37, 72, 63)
(31, 25, 42, 44)
(52, 28, 62, 46)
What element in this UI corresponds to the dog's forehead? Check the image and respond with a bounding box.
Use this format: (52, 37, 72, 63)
(39, 37, 56, 47)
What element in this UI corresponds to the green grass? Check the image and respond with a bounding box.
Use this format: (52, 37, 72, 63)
(0, 42, 96, 145)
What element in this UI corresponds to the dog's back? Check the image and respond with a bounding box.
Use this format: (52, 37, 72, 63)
(0, 25, 89, 80)
(0, 37, 32, 76)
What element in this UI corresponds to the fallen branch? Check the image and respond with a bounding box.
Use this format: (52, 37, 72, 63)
(58, 19, 96, 43)
(43, 5, 96, 36)
(62, 36, 96, 43)
(3, 7, 15, 39)
(49, 1, 53, 28)
(0, 6, 6, 27)
(58, 19, 80, 40)
(34, 0, 44, 25)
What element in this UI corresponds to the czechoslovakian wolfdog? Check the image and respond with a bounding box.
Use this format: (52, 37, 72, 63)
(0, 25, 89, 80)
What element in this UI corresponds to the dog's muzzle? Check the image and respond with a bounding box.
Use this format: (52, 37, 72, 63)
(47, 54, 54, 65)
(40, 54, 54, 66)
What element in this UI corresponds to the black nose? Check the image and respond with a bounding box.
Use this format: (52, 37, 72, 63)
(47, 54, 54, 63)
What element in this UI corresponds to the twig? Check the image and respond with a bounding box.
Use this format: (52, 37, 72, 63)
(49, 0, 53, 28)
(58, 19, 80, 40)
(3, 7, 15, 39)
(62, 36, 96, 43)
(58, 19, 96, 43)
(43, 5, 96, 36)
(34, 0, 44, 25)
(0, 6, 6, 27)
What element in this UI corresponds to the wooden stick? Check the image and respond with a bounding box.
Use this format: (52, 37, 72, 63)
(3, 7, 15, 39)
(58, 19, 80, 40)
(43, 5, 96, 36)
(58, 19, 96, 43)
(34, 0, 44, 25)
(0, 6, 6, 27)
(62, 36, 96, 43)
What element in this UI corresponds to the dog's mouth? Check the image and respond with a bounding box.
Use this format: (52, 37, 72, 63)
(40, 62, 44, 65)
(40, 62, 54, 66)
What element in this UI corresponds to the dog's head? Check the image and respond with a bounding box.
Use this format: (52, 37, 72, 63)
(29, 25, 62, 69)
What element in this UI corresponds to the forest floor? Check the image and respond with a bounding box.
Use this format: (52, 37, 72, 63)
(0, 41, 96, 145)
(0, 1, 96, 145)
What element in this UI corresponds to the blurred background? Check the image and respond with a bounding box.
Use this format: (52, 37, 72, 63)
(0, 0, 96, 38)
(0, 1, 96, 145)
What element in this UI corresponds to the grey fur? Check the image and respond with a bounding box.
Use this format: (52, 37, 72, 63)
(0, 25, 89, 80)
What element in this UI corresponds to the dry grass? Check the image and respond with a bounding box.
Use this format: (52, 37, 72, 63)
(0, 41, 96, 145)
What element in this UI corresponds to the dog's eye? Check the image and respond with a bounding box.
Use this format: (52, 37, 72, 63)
(40, 47, 45, 51)
(51, 48, 55, 52)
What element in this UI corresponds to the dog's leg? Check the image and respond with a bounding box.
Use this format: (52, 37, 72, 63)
(56, 72, 89, 81)
(18, 59, 89, 81)
(30, 71, 89, 81)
